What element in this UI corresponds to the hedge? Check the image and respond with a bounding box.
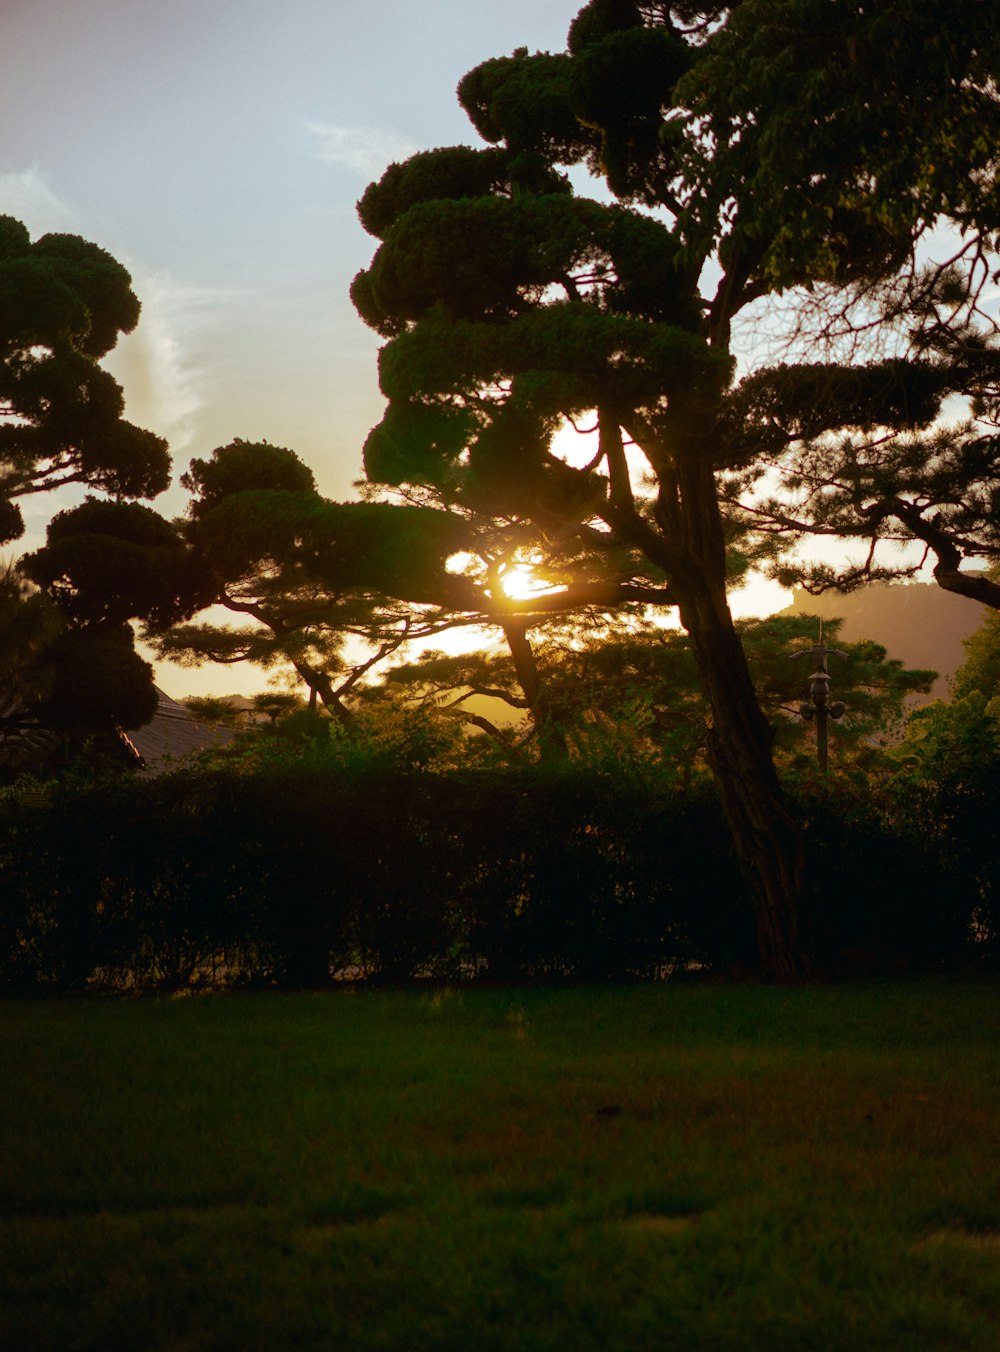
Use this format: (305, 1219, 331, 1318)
(0, 759, 987, 991)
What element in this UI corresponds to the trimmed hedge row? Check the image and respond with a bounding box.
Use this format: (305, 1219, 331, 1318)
(0, 760, 987, 990)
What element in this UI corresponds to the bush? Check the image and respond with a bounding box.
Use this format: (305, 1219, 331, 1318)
(792, 780, 970, 975)
(0, 749, 991, 991)
(455, 768, 752, 979)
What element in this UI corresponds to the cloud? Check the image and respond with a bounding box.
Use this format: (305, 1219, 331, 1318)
(106, 271, 244, 457)
(0, 168, 212, 454)
(306, 122, 418, 178)
(0, 166, 75, 233)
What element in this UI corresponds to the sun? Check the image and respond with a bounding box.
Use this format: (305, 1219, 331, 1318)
(500, 562, 555, 601)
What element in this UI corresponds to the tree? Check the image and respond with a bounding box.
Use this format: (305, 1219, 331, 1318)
(156, 438, 501, 723)
(678, 1, 998, 274)
(22, 437, 670, 731)
(19, 440, 444, 721)
(350, 1, 996, 979)
(376, 612, 934, 776)
(952, 579, 1000, 700)
(0, 564, 64, 773)
(689, 0, 1000, 608)
(0, 216, 170, 544)
(0, 217, 175, 764)
(722, 291, 1000, 610)
(0, 565, 157, 779)
(69, 437, 671, 729)
(21, 441, 445, 726)
(886, 580, 1000, 954)
(182, 695, 252, 729)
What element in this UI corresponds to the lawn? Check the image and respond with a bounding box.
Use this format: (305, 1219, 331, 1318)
(2, 981, 998, 1351)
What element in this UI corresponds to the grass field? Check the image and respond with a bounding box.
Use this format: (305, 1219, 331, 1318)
(2, 980, 999, 1351)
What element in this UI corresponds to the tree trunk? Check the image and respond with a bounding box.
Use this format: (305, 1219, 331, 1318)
(502, 620, 568, 759)
(670, 445, 810, 983)
(606, 415, 810, 981)
(678, 576, 810, 982)
(293, 661, 354, 729)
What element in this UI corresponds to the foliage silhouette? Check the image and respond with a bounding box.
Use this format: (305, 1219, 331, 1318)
(0, 745, 980, 992)
(351, 1, 995, 976)
(0, 217, 169, 545)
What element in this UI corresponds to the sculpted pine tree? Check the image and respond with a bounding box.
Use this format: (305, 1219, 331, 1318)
(24, 436, 674, 739)
(0, 565, 159, 778)
(22, 441, 471, 726)
(351, 1, 996, 979)
(167, 441, 675, 731)
(692, 2, 1000, 608)
(0, 216, 175, 757)
(0, 216, 170, 544)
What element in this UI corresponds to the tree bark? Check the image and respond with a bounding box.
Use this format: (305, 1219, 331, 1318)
(667, 441, 810, 982)
(292, 661, 355, 729)
(602, 414, 810, 981)
(676, 572, 810, 982)
(502, 620, 568, 759)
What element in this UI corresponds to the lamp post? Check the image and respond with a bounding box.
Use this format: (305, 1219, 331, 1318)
(793, 626, 847, 772)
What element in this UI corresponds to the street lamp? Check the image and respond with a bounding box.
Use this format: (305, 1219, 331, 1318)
(792, 625, 847, 772)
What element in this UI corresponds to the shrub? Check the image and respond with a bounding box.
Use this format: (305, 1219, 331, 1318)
(0, 750, 990, 991)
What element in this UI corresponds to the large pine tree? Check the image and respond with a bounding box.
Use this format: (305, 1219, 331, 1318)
(350, 1, 999, 979)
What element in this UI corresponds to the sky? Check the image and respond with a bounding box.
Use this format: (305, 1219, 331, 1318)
(1, 0, 792, 696)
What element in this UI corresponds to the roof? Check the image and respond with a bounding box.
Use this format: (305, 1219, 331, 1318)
(130, 688, 239, 774)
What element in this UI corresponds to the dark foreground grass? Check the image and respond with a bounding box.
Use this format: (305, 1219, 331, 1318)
(2, 981, 998, 1352)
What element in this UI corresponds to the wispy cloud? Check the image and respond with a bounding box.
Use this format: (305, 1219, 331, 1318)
(0, 166, 75, 233)
(106, 271, 243, 457)
(306, 122, 418, 178)
(0, 167, 228, 458)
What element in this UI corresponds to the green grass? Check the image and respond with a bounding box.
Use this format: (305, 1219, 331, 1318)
(2, 981, 998, 1351)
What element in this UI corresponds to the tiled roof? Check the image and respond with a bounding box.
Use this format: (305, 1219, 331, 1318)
(130, 689, 239, 773)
